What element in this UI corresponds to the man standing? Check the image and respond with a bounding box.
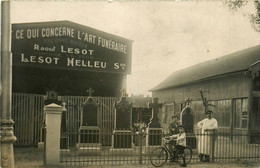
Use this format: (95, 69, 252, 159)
(197, 110, 218, 162)
(168, 114, 180, 161)
(169, 114, 180, 135)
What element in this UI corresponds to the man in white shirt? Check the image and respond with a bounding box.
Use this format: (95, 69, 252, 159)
(197, 110, 218, 162)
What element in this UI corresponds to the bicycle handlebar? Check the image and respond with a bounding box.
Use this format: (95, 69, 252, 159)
(162, 137, 176, 141)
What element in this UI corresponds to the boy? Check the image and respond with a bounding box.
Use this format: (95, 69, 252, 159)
(169, 125, 187, 167)
(168, 115, 180, 156)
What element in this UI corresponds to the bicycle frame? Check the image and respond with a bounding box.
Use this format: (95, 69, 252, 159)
(150, 137, 193, 167)
(161, 140, 177, 159)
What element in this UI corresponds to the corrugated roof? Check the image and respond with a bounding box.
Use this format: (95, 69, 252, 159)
(150, 45, 260, 91)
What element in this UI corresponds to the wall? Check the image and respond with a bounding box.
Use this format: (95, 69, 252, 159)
(152, 72, 250, 103)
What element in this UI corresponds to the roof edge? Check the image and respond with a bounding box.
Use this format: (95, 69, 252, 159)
(149, 69, 248, 92)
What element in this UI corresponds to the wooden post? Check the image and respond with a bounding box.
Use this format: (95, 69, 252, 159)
(247, 77, 253, 143)
(44, 103, 62, 166)
(0, 1, 17, 168)
(139, 133, 143, 164)
(211, 130, 216, 162)
(247, 63, 260, 143)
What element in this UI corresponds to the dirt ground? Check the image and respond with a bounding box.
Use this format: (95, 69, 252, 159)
(14, 147, 260, 168)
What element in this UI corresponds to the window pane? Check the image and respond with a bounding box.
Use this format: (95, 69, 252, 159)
(224, 100, 231, 127)
(218, 100, 226, 127)
(211, 100, 231, 128)
(234, 99, 241, 128)
(191, 101, 204, 127)
(212, 100, 222, 127)
(241, 98, 248, 129)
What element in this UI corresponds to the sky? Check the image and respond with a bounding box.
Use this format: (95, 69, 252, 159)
(10, 1, 260, 96)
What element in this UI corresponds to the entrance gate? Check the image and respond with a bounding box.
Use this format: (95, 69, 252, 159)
(12, 93, 116, 146)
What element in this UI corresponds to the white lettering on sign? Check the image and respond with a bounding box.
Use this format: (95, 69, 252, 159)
(83, 33, 96, 44)
(77, 31, 97, 44)
(67, 58, 106, 68)
(34, 44, 56, 52)
(41, 27, 75, 38)
(114, 63, 120, 69)
(98, 37, 127, 54)
(113, 63, 126, 70)
(60, 45, 94, 55)
(77, 31, 82, 40)
(20, 53, 59, 64)
(27, 29, 39, 39)
(14, 27, 129, 54)
(16, 30, 24, 39)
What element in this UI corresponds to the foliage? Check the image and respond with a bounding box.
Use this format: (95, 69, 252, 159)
(249, 13, 260, 32)
(223, 0, 248, 12)
(128, 94, 152, 107)
(223, 0, 260, 32)
(249, 1, 260, 32)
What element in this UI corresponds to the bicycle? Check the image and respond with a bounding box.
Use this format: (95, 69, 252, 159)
(150, 137, 192, 167)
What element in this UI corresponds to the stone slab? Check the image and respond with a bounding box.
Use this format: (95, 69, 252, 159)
(146, 128, 163, 146)
(60, 136, 69, 150)
(76, 143, 102, 156)
(79, 127, 100, 144)
(112, 130, 133, 149)
(37, 142, 44, 151)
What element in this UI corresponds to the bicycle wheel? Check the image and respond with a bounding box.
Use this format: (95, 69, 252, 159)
(150, 147, 168, 167)
(176, 146, 192, 165)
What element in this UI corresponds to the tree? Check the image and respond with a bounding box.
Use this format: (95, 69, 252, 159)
(224, 0, 260, 32)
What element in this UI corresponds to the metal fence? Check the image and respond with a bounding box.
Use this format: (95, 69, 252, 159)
(11, 93, 116, 146)
(60, 129, 260, 167)
(12, 93, 44, 146)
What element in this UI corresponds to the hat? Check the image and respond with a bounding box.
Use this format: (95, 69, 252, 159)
(206, 110, 213, 114)
(178, 125, 185, 128)
(172, 114, 179, 119)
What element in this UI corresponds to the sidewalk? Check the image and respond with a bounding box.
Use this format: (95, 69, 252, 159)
(14, 147, 260, 168)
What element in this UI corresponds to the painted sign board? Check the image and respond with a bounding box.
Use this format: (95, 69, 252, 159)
(12, 21, 132, 74)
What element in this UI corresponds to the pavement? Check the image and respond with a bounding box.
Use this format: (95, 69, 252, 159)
(14, 147, 260, 168)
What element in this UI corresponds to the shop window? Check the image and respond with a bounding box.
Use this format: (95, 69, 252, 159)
(233, 98, 248, 129)
(208, 99, 231, 128)
(191, 101, 204, 125)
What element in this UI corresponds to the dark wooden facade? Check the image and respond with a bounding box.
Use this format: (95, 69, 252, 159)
(12, 66, 125, 97)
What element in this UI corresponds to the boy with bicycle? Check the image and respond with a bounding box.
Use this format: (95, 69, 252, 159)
(168, 115, 180, 157)
(169, 125, 187, 167)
